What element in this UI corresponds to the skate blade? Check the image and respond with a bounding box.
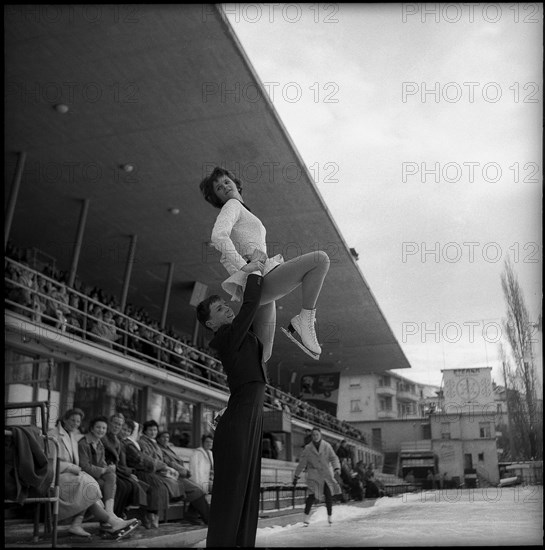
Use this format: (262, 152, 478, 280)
(280, 327, 320, 360)
(112, 520, 140, 541)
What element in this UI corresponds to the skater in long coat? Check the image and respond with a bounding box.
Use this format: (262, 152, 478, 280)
(293, 427, 342, 525)
(197, 268, 268, 548)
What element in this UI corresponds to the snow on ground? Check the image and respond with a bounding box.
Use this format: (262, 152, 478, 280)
(192, 486, 543, 547)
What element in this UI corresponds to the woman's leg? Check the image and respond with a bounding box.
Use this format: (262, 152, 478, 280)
(259, 252, 329, 357)
(252, 302, 276, 363)
(259, 251, 330, 307)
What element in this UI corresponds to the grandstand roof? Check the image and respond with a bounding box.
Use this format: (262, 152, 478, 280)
(4, 5, 411, 378)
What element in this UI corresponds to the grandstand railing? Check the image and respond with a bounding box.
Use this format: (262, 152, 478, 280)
(5, 256, 367, 444)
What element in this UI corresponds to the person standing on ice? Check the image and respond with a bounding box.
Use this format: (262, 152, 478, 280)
(293, 427, 342, 526)
(197, 266, 268, 547)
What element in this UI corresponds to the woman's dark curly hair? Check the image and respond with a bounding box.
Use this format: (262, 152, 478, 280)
(199, 166, 243, 209)
(89, 415, 109, 429)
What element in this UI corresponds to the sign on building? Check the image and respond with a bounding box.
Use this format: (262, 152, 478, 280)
(442, 367, 494, 408)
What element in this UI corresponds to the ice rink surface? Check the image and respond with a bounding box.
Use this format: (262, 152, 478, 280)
(196, 486, 543, 547)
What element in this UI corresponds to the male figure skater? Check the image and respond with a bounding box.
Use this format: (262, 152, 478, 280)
(196, 259, 267, 547)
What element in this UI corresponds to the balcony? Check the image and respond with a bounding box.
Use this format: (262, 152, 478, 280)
(376, 385, 396, 396)
(377, 409, 397, 419)
(396, 389, 419, 402)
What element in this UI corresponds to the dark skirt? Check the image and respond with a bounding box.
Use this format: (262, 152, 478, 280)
(206, 381, 265, 548)
(135, 471, 170, 513)
(113, 474, 148, 517)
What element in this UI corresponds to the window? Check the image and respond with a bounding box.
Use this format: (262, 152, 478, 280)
(422, 423, 431, 439)
(441, 422, 451, 439)
(479, 422, 491, 438)
(349, 377, 361, 388)
(350, 399, 362, 412)
(75, 370, 143, 428)
(380, 376, 390, 387)
(152, 392, 194, 447)
(478, 452, 485, 462)
(5, 351, 61, 430)
(379, 396, 392, 411)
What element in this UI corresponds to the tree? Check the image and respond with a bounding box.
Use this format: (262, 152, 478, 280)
(500, 259, 542, 460)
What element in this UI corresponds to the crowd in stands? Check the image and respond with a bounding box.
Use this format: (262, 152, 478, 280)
(5, 242, 226, 386)
(5, 242, 367, 445)
(46, 407, 214, 536)
(334, 439, 385, 501)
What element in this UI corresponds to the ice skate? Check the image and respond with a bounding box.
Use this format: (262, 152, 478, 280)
(281, 309, 321, 360)
(328, 515, 333, 525)
(302, 513, 310, 526)
(100, 518, 140, 541)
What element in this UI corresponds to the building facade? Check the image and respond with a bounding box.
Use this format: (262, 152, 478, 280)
(343, 367, 501, 486)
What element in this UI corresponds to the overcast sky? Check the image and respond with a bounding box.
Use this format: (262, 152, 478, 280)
(223, 3, 543, 388)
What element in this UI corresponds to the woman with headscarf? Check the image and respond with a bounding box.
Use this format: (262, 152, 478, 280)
(121, 419, 170, 529)
(102, 413, 148, 518)
(141, 421, 209, 526)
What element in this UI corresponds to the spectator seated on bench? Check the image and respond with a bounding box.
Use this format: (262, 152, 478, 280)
(140, 421, 209, 526)
(121, 420, 170, 529)
(48, 409, 137, 538)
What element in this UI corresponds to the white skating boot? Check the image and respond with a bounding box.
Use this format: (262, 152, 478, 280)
(303, 513, 310, 526)
(281, 309, 321, 360)
(328, 515, 333, 525)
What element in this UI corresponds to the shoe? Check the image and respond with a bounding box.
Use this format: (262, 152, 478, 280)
(328, 515, 333, 525)
(281, 310, 321, 360)
(105, 517, 138, 534)
(68, 513, 92, 538)
(104, 519, 140, 541)
(302, 513, 310, 526)
(68, 525, 92, 538)
(151, 513, 159, 529)
(185, 513, 204, 526)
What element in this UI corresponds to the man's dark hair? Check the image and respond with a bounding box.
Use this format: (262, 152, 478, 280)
(196, 294, 222, 329)
(199, 166, 243, 209)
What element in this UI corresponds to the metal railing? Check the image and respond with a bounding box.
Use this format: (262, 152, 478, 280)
(5, 257, 367, 444)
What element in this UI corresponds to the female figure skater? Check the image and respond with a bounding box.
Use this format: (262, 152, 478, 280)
(199, 166, 330, 362)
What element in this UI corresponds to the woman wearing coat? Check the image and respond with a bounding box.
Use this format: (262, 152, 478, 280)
(188, 434, 214, 494)
(48, 409, 137, 539)
(293, 427, 342, 526)
(121, 420, 170, 529)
